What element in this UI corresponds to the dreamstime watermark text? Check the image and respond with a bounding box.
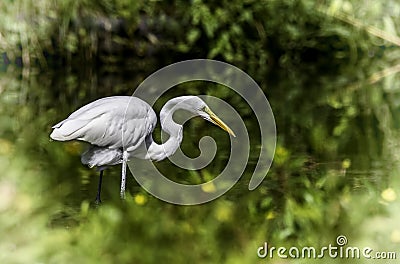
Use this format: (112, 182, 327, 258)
(257, 235, 397, 260)
(127, 59, 276, 205)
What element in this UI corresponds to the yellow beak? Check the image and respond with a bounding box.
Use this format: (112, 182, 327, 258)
(205, 107, 236, 137)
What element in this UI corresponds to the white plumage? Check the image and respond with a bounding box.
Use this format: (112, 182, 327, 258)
(50, 95, 235, 202)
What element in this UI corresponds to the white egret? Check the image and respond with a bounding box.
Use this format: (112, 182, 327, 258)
(50, 96, 235, 203)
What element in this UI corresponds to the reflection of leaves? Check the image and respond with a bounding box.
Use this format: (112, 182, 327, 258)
(1, 0, 400, 263)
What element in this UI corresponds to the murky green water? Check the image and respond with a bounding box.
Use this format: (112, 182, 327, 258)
(1, 54, 400, 263)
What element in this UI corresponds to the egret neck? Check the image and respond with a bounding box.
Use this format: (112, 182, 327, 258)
(145, 98, 184, 161)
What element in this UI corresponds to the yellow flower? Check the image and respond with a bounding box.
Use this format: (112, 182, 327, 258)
(381, 188, 396, 202)
(274, 146, 289, 166)
(134, 194, 147, 205)
(0, 138, 13, 155)
(201, 182, 216, 193)
(391, 230, 400, 243)
(341, 159, 351, 169)
(265, 211, 276, 220)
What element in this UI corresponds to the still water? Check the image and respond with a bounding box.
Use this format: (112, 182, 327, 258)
(1, 58, 400, 263)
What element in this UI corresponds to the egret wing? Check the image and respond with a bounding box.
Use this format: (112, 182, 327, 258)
(50, 96, 157, 152)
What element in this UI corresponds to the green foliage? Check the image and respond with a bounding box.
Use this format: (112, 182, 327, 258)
(1, 0, 400, 263)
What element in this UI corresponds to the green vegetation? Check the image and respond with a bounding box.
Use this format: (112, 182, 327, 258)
(1, 0, 400, 263)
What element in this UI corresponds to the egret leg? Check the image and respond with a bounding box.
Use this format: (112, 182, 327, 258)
(95, 170, 104, 204)
(120, 152, 128, 199)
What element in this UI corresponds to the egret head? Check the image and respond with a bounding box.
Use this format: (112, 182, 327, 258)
(174, 96, 236, 137)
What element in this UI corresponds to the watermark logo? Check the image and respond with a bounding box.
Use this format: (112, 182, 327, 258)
(257, 235, 397, 260)
(336, 235, 348, 246)
(125, 59, 276, 205)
